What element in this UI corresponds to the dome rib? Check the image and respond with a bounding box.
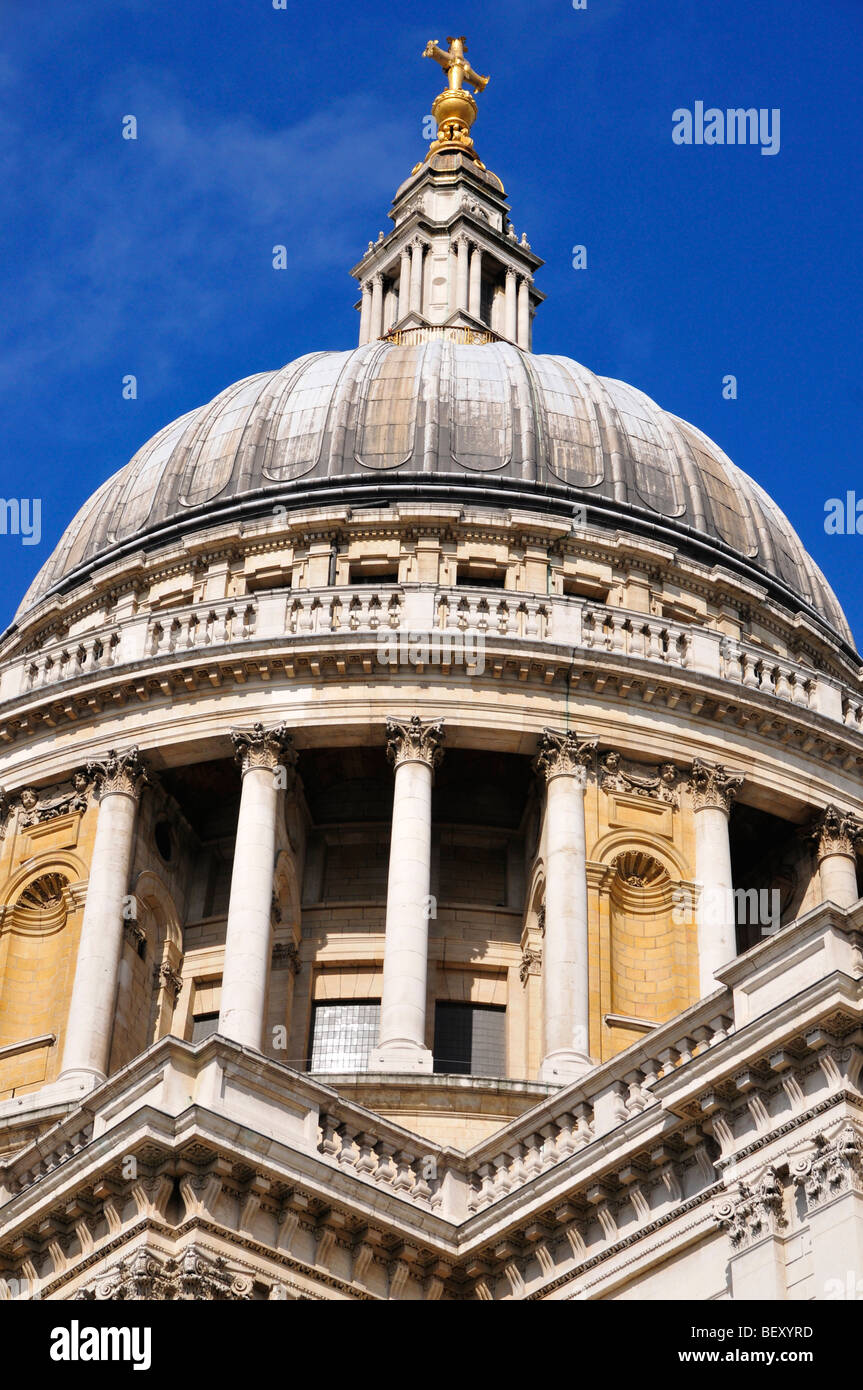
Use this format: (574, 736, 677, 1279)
(13, 344, 853, 652)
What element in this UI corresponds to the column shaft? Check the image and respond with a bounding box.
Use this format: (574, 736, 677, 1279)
(409, 242, 424, 315)
(359, 282, 372, 345)
(694, 805, 736, 994)
(820, 853, 858, 908)
(218, 724, 293, 1050)
(535, 729, 596, 1084)
(61, 750, 144, 1083)
(456, 237, 470, 311)
(398, 250, 411, 320)
(541, 773, 591, 1082)
(517, 277, 530, 348)
(369, 275, 384, 341)
(505, 268, 517, 341)
(468, 244, 483, 319)
(689, 759, 744, 996)
(371, 717, 443, 1073)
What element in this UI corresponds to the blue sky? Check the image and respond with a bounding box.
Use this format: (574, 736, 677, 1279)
(1, 0, 861, 641)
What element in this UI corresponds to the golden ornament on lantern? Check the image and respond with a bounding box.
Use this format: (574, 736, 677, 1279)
(422, 35, 489, 165)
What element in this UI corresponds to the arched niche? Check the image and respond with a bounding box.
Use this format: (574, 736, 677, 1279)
(587, 834, 698, 1061)
(0, 860, 85, 1095)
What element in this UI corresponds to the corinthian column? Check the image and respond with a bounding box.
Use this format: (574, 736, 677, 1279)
(218, 723, 295, 1050)
(689, 758, 744, 996)
(812, 805, 861, 909)
(369, 273, 384, 341)
(455, 234, 470, 312)
(61, 748, 147, 1084)
(505, 267, 517, 341)
(370, 716, 444, 1073)
(517, 276, 531, 348)
(468, 243, 483, 319)
(535, 728, 597, 1084)
(409, 239, 425, 315)
(359, 282, 372, 345)
(398, 248, 411, 320)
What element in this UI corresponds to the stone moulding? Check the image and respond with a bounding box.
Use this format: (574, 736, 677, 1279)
(0, 620, 860, 793)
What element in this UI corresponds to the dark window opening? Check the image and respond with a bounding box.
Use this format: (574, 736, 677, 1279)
(433, 1002, 506, 1077)
(457, 566, 507, 589)
(729, 804, 812, 952)
(562, 577, 609, 601)
(192, 1012, 219, 1043)
(154, 820, 173, 863)
(247, 571, 292, 593)
(479, 275, 498, 327)
(308, 999, 381, 1072)
(348, 564, 399, 585)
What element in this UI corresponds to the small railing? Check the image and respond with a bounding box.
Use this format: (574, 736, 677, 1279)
(720, 640, 813, 708)
(23, 631, 120, 692)
(148, 600, 257, 655)
(464, 999, 734, 1212)
(436, 592, 550, 640)
(383, 326, 496, 347)
(2, 588, 861, 732)
(288, 588, 402, 636)
(582, 605, 690, 668)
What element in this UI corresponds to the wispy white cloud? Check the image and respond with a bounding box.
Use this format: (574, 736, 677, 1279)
(0, 71, 407, 397)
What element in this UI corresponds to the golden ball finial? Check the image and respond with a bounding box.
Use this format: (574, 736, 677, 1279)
(422, 35, 490, 163)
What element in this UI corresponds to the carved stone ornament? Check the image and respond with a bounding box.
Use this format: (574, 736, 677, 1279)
(519, 947, 542, 984)
(790, 1124, 863, 1210)
(811, 804, 863, 862)
(688, 757, 744, 814)
(534, 729, 597, 784)
(123, 919, 147, 956)
(272, 941, 301, 975)
(599, 751, 680, 806)
(154, 962, 184, 1001)
(713, 1165, 786, 1249)
(87, 747, 148, 800)
(72, 1245, 255, 1301)
(385, 715, 445, 770)
(13, 771, 90, 828)
(231, 722, 295, 776)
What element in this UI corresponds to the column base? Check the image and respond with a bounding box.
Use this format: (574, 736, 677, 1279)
(539, 1050, 595, 1085)
(368, 1041, 434, 1074)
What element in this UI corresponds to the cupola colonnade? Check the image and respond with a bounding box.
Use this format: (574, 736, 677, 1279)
(49, 721, 863, 1091)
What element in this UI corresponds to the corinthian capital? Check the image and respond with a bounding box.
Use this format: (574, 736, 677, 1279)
(811, 804, 863, 861)
(688, 758, 743, 814)
(385, 715, 445, 771)
(534, 729, 597, 784)
(231, 723, 295, 776)
(87, 747, 148, 800)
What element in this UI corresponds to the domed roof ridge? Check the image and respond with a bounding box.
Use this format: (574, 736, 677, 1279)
(13, 344, 853, 653)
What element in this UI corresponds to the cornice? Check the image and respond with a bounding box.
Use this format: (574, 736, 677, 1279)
(6, 628, 858, 785)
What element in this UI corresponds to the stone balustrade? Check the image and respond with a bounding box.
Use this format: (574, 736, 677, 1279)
(22, 631, 121, 692)
(719, 639, 813, 707)
(148, 600, 257, 655)
(463, 992, 735, 1212)
(436, 592, 550, 640)
(288, 587, 403, 636)
(318, 1112, 439, 1209)
(582, 604, 690, 668)
(1, 586, 858, 731)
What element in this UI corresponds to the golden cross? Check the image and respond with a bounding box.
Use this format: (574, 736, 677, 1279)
(423, 36, 489, 95)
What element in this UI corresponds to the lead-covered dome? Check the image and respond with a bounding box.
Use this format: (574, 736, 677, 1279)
(16, 341, 852, 647)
